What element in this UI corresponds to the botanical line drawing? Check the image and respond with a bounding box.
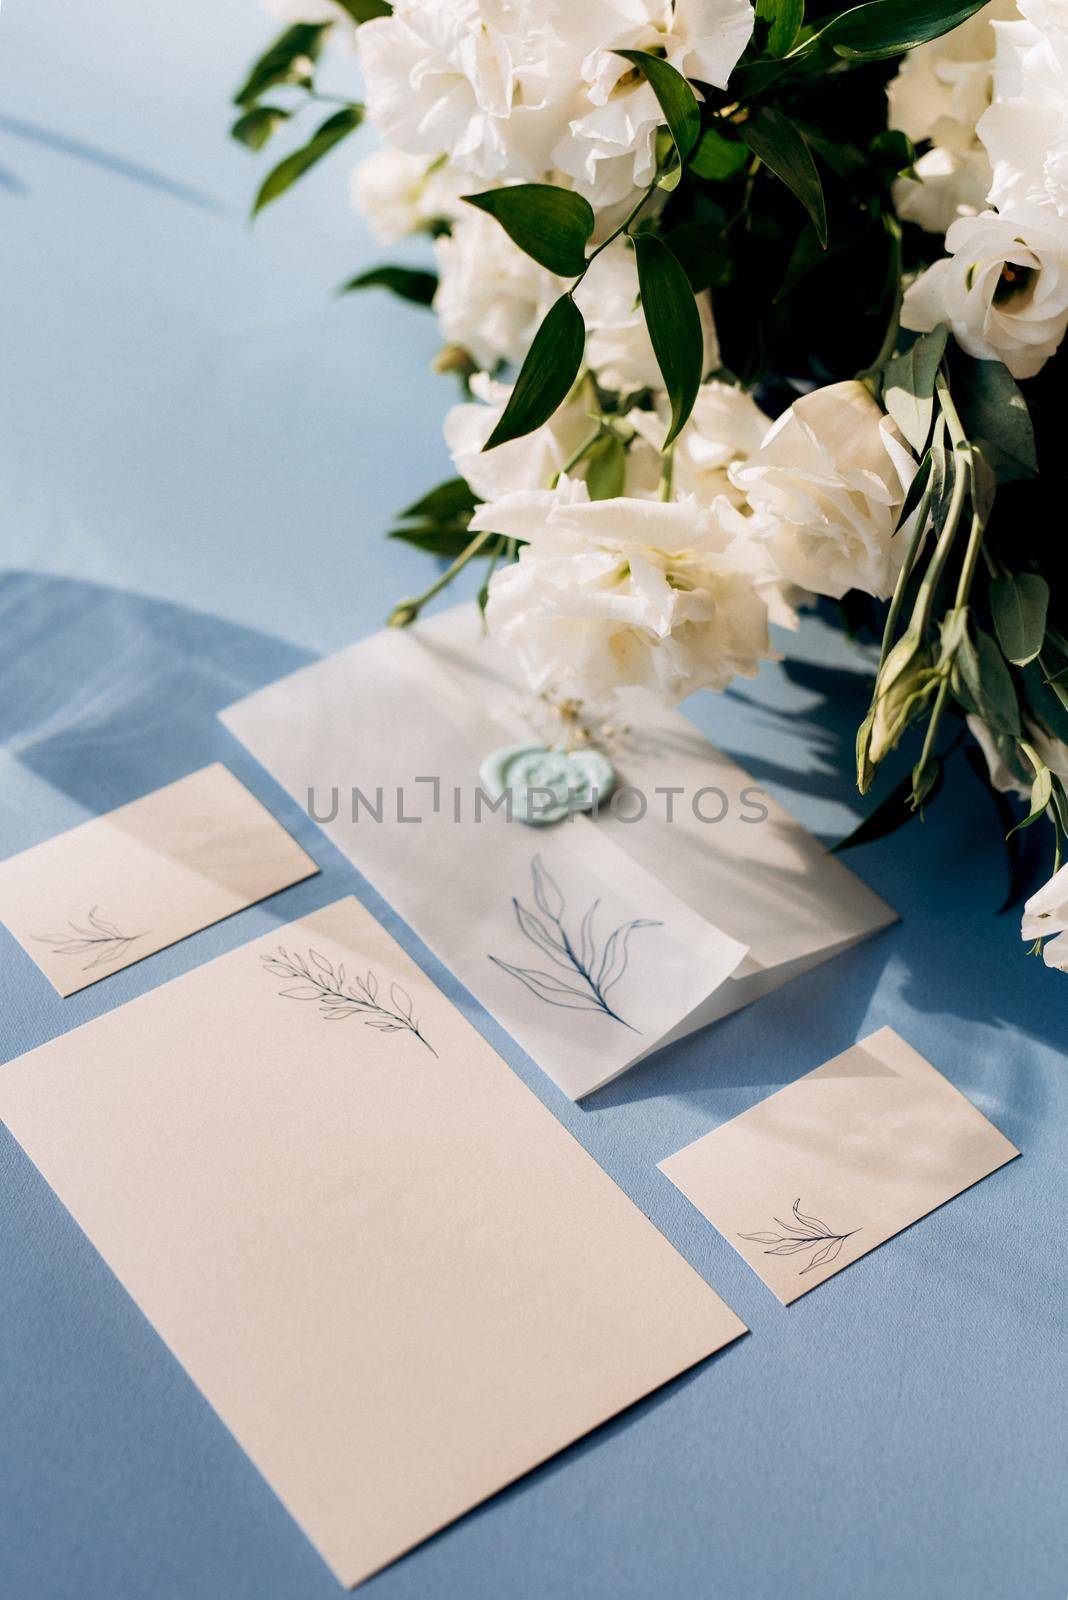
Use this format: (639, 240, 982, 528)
(739, 1198, 860, 1275)
(261, 946, 437, 1055)
(488, 854, 661, 1030)
(34, 908, 148, 972)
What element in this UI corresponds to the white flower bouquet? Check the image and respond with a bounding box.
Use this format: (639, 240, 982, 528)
(232, 0, 1068, 969)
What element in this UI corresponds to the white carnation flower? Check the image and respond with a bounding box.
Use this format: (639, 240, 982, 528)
(901, 206, 1068, 379)
(476, 477, 776, 702)
(979, 15, 1068, 217)
(627, 380, 772, 507)
(552, 0, 755, 207)
(443, 373, 594, 499)
(575, 240, 718, 393)
(729, 380, 917, 601)
(350, 149, 467, 241)
(433, 209, 561, 371)
(356, 2, 578, 184)
(1022, 861, 1068, 970)
(887, 0, 1012, 234)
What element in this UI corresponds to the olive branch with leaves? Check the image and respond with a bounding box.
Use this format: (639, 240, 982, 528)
(488, 855, 661, 1030)
(34, 908, 148, 972)
(740, 1198, 859, 1276)
(262, 945, 437, 1055)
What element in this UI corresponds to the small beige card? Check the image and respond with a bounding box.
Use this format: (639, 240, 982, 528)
(0, 897, 746, 1587)
(0, 764, 318, 994)
(660, 1027, 1019, 1305)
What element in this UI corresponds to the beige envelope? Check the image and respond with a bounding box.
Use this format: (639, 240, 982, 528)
(0, 764, 318, 994)
(660, 1026, 1019, 1305)
(0, 897, 746, 1587)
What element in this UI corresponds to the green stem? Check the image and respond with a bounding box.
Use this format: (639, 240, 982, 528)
(388, 526, 496, 627)
(658, 442, 676, 502)
(551, 424, 602, 487)
(576, 176, 660, 282)
(859, 212, 903, 388)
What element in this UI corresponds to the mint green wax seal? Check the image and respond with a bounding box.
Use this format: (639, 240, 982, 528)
(479, 742, 617, 826)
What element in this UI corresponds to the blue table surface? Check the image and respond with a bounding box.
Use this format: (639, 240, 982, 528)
(1, 4, 1065, 1598)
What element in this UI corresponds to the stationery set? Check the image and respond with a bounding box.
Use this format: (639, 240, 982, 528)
(0, 608, 1019, 1586)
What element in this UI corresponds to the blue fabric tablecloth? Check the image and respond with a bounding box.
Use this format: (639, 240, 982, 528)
(1, 5, 1065, 1598)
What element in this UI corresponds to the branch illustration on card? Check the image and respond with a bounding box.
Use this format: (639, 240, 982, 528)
(488, 855, 662, 1031)
(739, 1199, 860, 1276)
(262, 946, 438, 1055)
(33, 908, 148, 973)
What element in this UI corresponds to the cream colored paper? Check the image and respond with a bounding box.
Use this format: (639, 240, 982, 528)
(0, 897, 746, 1587)
(0, 764, 318, 995)
(660, 1026, 1019, 1305)
(221, 605, 895, 1099)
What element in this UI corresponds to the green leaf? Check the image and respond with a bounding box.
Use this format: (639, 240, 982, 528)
(252, 106, 363, 215)
(401, 478, 479, 520)
(954, 626, 1021, 736)
(818, 0, 993, 61)
(234, 23, 329, 107)
(757, 0, 804, 56)
(334, 0, 392, 19)
(990, 573, 1049, 666)
(689, 126, 749, 182)
(231, 105, 291, 151)
(483, 294, 586, 451)
(616, 51, 701, 164)
(463, 185, 594, 277)
(584, 433, 626, 500)
(340, 265, 438, 306)
(388, 523, 478, 558)
(1020, 659, 1068, 744)
(1006, 747, 1053, 835)
(882, 326, 947, 452)
(740, 108, 827, 248)
(954, 357, 1038, 482)
(633, 234, 704, 447)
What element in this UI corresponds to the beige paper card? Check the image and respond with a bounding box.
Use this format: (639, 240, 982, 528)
(660, 1027, 1019, 1305)
(0, 897, 746, 1587)
(0, 764, 318, 994)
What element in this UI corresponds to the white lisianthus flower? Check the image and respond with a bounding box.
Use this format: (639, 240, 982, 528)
(475, 477, 776, 702)
(901, 206, 1068, 379)
(1021, 861, 1068, 970)
(979, 13, 1068, 217)
(443, 373, 594, 499)
(575, 241, 718, 393)
(627, 380, 772, 507)
(433, 209, 561, 371)
(729, 380, 917, 601)
(356, 2, 578, 184)
(886, 0, 1012, 233)
(552, 0, 755, 207)
(350, 149, 467, 241)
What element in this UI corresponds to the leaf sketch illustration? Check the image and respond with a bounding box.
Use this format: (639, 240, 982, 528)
(488, 854, 662, 1030)
(262, 946, 437, 1055)
(33, 907, 148, 972)
(740, 1198, 860, 1275)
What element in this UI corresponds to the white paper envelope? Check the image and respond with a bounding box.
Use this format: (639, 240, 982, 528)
(0, 897, 747, 1587)
(221, 606, 895, 1099)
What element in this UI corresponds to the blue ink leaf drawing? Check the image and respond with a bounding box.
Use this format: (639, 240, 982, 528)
(488, 855, 662, 1030)
(740, 1198, 859, 1276)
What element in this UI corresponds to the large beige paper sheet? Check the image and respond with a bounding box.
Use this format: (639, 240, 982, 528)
(0, 897, 747, 1586)
(660, 1027, 1019, 1305)
(0, 764, 318, 994)
(221, 606, 895, 1098)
